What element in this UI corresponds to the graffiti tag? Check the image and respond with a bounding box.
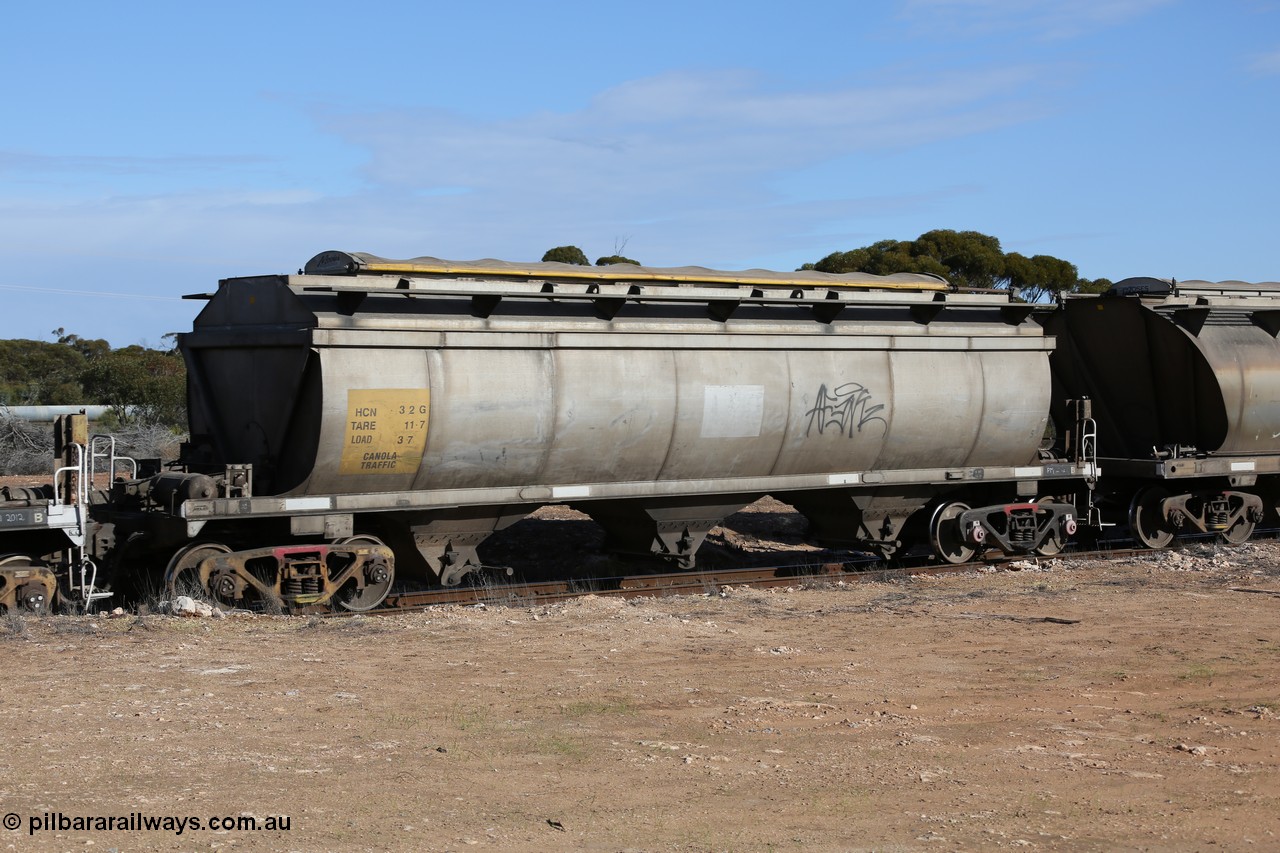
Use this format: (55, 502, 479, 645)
(804, 382, 887, 437)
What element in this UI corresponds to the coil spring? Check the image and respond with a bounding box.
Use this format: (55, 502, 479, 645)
(282, 577, 323, 596)
(1010, 527, 1033, 544)
(1207, 507, 1230, 528)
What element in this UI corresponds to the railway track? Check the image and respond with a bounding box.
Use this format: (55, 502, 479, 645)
(354, 542, 1163, 616)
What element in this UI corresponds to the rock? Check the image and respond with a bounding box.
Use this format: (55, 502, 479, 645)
(172, 596, 215, 617)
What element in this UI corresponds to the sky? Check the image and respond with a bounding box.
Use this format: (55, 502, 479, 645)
(1, 0, 1278, 345)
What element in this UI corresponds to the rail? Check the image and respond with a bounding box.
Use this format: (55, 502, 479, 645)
(341, 543, 1164, 616)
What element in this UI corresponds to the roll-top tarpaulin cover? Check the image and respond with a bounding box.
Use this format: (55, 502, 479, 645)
(302, 250, 951, 291)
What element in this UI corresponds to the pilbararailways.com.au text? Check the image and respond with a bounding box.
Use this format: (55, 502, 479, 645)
(6, 811, 291, 836)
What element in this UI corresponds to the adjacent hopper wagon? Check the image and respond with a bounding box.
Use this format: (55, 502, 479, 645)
(1047, 278, 1280, 547)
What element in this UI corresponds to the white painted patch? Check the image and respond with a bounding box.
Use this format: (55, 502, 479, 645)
(283, 497, 332, 512)
(1231, 461, 1256, 472)
(551, 485, 591, 499)
(827, 473, 861, 485)
(701, 385, 765, 438)
(1014, 467, 1041, 478)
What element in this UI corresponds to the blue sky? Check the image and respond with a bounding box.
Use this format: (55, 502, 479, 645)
(1, 0, 1277, 345)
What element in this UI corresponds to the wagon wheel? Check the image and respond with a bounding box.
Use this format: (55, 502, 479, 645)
(332, 535, 395, 612)
(928, 501, 975, 565)
(164, 542, 233, 602)
(0, 554, 52, 613)
(1128, 487, 1174, 550)
(0, 553, 39, 572)
(1220, 513, 1256, 545)
(1034, 497, 1066, 557)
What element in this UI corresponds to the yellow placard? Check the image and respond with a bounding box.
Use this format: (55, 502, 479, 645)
(339, 389, 431, 475)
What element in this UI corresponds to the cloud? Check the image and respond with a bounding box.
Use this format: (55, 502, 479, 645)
(0, 63, 1063, 341)
(0, 150, 266, 177)
(316, 66, 1050, 248)
(897, 0, 1172, 39)
(1250, 47, 1280, 74)
(0, 65, 1056, 273)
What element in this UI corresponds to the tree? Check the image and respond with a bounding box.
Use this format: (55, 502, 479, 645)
(541, 246, 590, 266)
(51, 327, 110, 361)
(0, 331, 188, 432)
(0, 338, 92, 405)
(806, 230, 1093, 302)
(910, 230, 1007, 290)
(1075, 276, 1113, 295)
(811, 240, 949, 279)
(595, 255, 640, 266)
(80, 345, 186, 428)
(1004, 253, 1079, 303)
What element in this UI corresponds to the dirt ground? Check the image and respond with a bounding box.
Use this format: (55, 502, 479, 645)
(1, 516, 1278, 852)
